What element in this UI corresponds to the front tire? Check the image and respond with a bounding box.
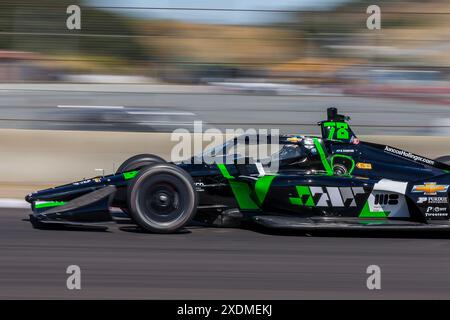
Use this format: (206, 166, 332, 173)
(127, 163, 197, 233)
(435, 155, 450, 165)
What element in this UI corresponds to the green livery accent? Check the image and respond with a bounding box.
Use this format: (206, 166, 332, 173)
(289, 186, 315, 207)
(229, 181, 260, 210)
(35, 201, 67, 209)
(313, 138, 333, 175)
(255, 175, 276, 205)
(217, 163, 234, 179)
(323, 121, 349, 141)
(330, 154, 355, 175)
(216, 164, 260, 210)
(123, 170, 139, 180)
(359, 201, 389, 218)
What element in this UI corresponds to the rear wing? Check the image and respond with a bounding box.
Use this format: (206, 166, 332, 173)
(319, 107, 357, 143)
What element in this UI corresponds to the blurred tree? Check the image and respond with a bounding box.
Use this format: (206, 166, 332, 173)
(0, 0, 147, 61)
(290, 0, 436, 59)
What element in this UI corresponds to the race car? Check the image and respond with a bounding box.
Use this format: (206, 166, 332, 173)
(25, 108, 450, 233)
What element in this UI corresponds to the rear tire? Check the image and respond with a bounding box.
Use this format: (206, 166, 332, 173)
(435, 155, 450, 165)
(116, 154, 166, 216)
(116, 153, 166, 174)
(127, 163, 197, 233)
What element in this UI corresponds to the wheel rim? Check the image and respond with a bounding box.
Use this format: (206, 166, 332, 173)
(137, 175, 186, 224)
(147, 183, 180, 215)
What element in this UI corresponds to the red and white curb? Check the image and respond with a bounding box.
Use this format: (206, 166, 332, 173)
(0, 199, 29, 209)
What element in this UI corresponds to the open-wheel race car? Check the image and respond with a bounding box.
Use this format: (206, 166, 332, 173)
(26, 108, 450, 233)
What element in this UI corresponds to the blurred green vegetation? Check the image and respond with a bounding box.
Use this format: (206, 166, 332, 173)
(0, 0, 148, 62)
(0, 0, 448, 80)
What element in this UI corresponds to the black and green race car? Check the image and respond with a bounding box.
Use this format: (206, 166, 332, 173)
(25, 108, 450, 233)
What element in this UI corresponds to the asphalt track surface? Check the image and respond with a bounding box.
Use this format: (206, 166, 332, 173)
(1, 89, 450, 135)
(2, 208, 450, 299)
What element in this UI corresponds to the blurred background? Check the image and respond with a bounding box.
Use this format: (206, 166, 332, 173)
(0, 0, 449, 136)
(1, 0, 450, 299)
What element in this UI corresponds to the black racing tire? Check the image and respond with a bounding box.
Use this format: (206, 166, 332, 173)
(127, 163, 197, 233)
(116, 154, 166, 216)
(116, 154, 166, 174)
(435, 155, 450, 165)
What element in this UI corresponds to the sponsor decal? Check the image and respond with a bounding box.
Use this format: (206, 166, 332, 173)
(426, 206, 447, 213)
(356, 162, 372, 170)
(426, 213, 448, 217)
(73, 179, 91, 185)
(384, 145, 435, 166)
(289, 186, 366, 208)
(287, 137, 302, 143)
(425, 206, 448, 217)
(336, 149, 355, 153)
(412, 182, 449, 195)
(417, 196, 448, 204)
(194, 181, 205, 192)
(417, 197, 427, 204)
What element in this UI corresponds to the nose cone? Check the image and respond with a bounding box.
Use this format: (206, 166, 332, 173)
(24, 188, 56, 203)
(25, 189, 47, 203)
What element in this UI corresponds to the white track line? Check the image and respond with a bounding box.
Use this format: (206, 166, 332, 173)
(57, 105, 125, 109)
(0, 199, 29, 209)
(126, 111, 195, 116)
(137, 122, 195, 126)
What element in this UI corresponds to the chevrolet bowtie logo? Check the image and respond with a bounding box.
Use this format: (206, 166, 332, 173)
(412, 182, 449, 195)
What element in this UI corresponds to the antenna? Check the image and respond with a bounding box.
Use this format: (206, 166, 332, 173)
(95, 168, 105, 177)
